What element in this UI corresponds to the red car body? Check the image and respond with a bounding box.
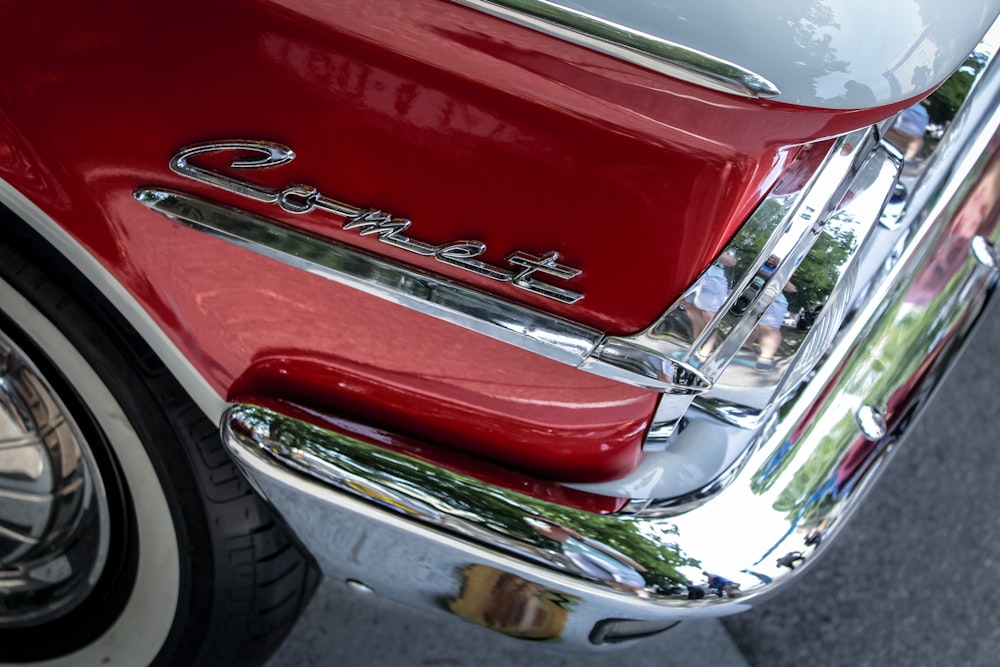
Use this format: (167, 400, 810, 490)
(2, 2, 999, 665)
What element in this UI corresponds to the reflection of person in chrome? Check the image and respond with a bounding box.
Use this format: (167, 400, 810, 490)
(885, 100, 930, 161)
(747, 290, 789, 370)
(526, 518, 648, 594)
(703, 571, 741, 598)
(684, 250, 737, 359)
(447, 565, 573, 640)
(745, 255, 796, 371)
(776, 551, 806, 570)
(684, 582, 706, 599)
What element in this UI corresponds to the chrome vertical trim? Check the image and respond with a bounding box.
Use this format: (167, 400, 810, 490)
(579, 24, 1000, 505)
(613, 129, 902, 437)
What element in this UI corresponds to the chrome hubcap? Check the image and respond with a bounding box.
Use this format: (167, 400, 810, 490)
(0, 326, 111, 627)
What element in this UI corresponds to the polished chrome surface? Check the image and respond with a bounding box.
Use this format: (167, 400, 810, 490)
(169, 141, 585, 305)
(144, 120, 902, 405)
(578, 26, 1000, 503)
(633, 129, 900, 438)
(856, 405, 888, 440)
(140, 126, 898, 407)
(449, 0, 781, 99)
(971, 234, 1000, 268)
(169, 140, 297, 203)
(693, 140, 901, 428)
(224, 31, 1000, 645)
(345, 579, 375, 595)
(0, 327, 111, 627)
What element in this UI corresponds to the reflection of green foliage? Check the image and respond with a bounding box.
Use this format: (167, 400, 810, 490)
(244, 408, 701, 589)
(926, 51, 988, 124)
(787, 221, 857, 313)
(771, 419, 854, 523)
(774, 2, 850, 99)
(729, 201, 787, 278)
(763, 253, 975, 526)
(749, 401, 802, 494)
(729, 203, 858, 315)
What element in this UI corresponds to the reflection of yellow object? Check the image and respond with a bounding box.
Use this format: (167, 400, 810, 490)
(448, 565, 577, 640)
(345, 480, 419, 515)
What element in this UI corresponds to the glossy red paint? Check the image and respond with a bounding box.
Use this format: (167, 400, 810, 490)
(230, 355, 651, 482)
(0, 1, 917, 480)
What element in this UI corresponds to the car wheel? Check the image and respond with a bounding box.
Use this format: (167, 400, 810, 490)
(0, 229, 318, 666)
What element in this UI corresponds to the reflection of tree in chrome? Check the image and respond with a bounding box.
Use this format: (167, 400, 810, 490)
(917, 0, 993, 98)
(788, 221, 857, 313)
(771, 2, 850, 100)
(760, 243, 984, 526)
(929, 50, 988, 122)
(246, 409, 702, 590)
(728, 208, 858, 316)
(917, 48, 991, 159)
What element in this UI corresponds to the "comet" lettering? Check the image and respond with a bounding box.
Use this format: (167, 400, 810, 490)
(169, 140, 584, 304)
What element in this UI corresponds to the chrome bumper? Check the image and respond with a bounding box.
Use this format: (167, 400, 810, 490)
(223, 43, 1000, 650)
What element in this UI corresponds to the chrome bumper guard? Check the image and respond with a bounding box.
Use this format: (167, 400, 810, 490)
(223, 41, 1000, 650)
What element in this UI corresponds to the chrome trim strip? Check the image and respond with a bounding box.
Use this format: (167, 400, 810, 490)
(577, 25, 1000, 500)
(134, 189, 603, 367)
(694, 140, 901, 428)
(450, 0, 781, 99)
(223, 47, 1000, 645)
(135, 188, 714, 393)
(0, 179, 227, 423)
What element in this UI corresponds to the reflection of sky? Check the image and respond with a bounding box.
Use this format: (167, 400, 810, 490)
(672, 474, 794, 582)
(667, 337, 873, 586)
(980, 20, 1000, 58)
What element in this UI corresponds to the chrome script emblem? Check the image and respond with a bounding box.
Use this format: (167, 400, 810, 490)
(169, 140, 584, 304)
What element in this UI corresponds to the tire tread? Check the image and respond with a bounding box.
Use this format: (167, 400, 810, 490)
(0, 215, 319, 667)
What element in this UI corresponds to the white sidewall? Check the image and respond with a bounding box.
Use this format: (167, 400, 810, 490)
(0, 276, 181, 667)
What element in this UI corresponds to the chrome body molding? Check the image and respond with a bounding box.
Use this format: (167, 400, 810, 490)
(449, 0, 780, 99)
(133, 190, 712, 393)
(223, 40, 1000, 646)
(170, 141, 585, 305)
(134, 189, 602, 368)
(579, 28, 997, 500)
(454, 0, 1000, 109)
(971, 234, 1000, 267)
(578, 29, 1000, 502)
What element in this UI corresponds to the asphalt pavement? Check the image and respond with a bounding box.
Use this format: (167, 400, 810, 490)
(267, 300, 1000, 667)
(265, 588, 748, 667)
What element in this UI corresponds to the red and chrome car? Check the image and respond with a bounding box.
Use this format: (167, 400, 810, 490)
(2, 1, 1000, 664)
